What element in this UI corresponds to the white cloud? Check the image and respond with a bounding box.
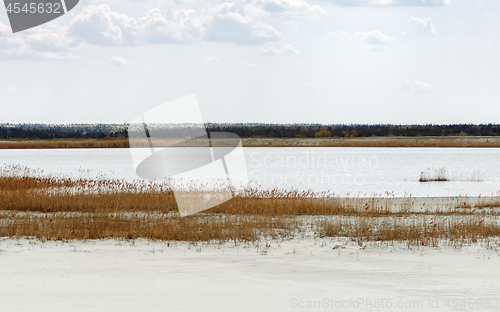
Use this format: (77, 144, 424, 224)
(331, 0, 450, 7)
(329, 30, 396, 51)
(203, 56, 220, 63)
(260, 43, 299, 55)
(202, 2, 282, 44)
(371, 0, 397, 5)
(136, 8, 204, 44)
(354, 30, 397, 46)
(401, 79, 437, 94)
(67, 5, 138, 46)
(0, 23, 78, 60)
(66, 3, 281, 46)
(7, 86, 17, 93)
(408, 16, 437, 36)
(255, 0, 326, 18)
(260, 46, 282, 55)
(0, 1, 313, 60)
(108, 55, 129, 66)
(0, 22, 11, 35)
(283, 44, 300, 54)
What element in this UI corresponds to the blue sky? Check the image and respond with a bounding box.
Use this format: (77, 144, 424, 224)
(0, 0, 499, 124)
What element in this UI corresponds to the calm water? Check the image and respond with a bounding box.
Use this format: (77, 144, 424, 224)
(1, 147, 500, 197)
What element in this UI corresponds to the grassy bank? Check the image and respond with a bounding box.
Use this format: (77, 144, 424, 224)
(0, 139, 130, 149)
(3, 136, 500, 149)
(1, 166, 500, 246)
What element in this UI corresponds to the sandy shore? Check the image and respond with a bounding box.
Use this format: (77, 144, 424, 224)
(1, 237, 499, 312)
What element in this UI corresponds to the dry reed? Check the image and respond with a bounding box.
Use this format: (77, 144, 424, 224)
(3, 137, 500, 149)
(1, 165, 500, 245)
(319, 216, 500, 247)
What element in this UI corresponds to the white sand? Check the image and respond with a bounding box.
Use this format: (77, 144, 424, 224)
(1, 237, 499, 312)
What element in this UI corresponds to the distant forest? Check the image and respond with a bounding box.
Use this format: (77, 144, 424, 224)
(2, 123, 500, 139)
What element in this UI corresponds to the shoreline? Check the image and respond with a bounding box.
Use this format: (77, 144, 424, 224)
(3, 136, 500, 149)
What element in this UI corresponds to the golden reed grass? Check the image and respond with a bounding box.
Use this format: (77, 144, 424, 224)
(319, 216, 500, 247)
(1, 165, 500, 245)
(3, 137, 500, 149)
(0, 213, 294, 242)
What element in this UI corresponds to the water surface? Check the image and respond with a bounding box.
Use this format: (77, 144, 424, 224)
(1, 147, 499, 197)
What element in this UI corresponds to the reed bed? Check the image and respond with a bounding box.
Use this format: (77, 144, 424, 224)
(419, 167, 448, 182)
(0, 212, 295, 242)
(319, 216, 500, 246)
(4, 137, 500, 149)
(419, 167, 483, 183)
(1, 165, 500, 245)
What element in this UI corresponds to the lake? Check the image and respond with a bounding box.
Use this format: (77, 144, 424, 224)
(1, 147, 500, 197)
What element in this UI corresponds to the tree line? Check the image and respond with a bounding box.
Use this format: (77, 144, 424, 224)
(1, 123, 500, 139)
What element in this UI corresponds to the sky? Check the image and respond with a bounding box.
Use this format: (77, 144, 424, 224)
(0, 0, 499, 124)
